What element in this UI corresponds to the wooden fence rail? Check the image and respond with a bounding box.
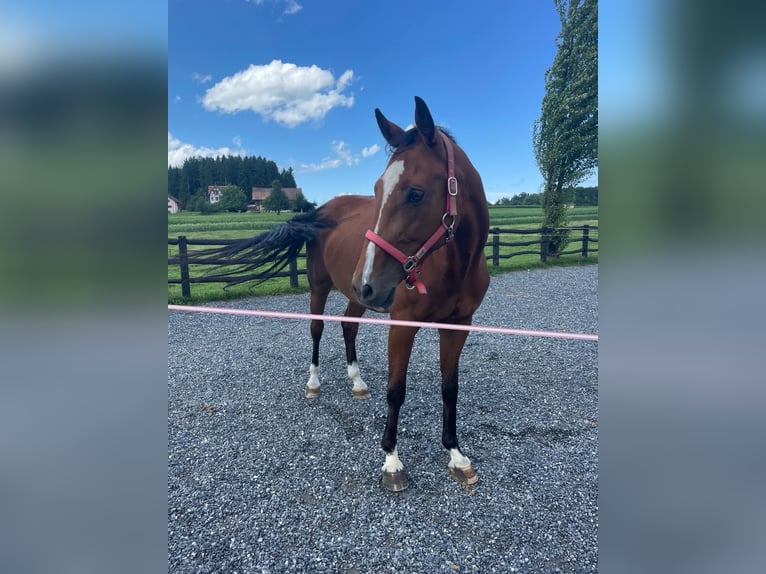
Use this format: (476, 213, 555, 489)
(488, 225, 598, 265)
(169, 225, 597, 298)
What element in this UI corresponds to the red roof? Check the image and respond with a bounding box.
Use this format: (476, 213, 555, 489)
(251, 187, 302, 201)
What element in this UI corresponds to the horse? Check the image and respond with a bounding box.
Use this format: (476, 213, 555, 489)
(201, 97, 489, 491)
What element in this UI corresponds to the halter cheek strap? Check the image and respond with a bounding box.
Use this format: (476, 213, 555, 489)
(365, 131, 458, 294)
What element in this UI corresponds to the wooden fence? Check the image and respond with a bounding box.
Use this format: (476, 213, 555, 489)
(487, 225, 598, 265)
(169, 225, 597, 298)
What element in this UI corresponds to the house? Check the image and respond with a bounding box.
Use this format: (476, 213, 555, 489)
(207, 185, 223, 204)
(168, 195, 182, 213)
(249, 187, 303, 211)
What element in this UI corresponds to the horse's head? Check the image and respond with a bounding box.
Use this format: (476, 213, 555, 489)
(352, 96, 464, 311)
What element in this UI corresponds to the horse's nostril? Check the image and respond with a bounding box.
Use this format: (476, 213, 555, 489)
(361, 284, 373, 300)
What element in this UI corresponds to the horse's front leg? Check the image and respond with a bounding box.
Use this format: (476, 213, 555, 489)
(380, 325, 419, 492)
(341, 301, 370, 399)
(439, 327, 478, 485)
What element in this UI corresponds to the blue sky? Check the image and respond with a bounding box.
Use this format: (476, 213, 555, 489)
(169, 0, 597, 206)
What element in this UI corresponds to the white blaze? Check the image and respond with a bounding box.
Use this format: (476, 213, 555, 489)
(361, 160, 405, 286)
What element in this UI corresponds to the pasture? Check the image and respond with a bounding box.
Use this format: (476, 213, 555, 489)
(168, 265, 598, 573)
(168, 205, 598, 303)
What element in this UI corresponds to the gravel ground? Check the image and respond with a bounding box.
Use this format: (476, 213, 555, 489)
(168, 265, 598, 573)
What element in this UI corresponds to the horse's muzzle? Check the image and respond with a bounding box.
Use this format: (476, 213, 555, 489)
(353, 281, 395, 312)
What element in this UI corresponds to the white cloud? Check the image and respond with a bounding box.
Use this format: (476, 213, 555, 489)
(300, 140, 381, 172)
(173, 95, 182, 104)
(336, 69, 353, 89)
(300, 141, 351, 172)
(168, 132, 246, 168)
(331, 140, 358, 166)
(232, 135, 242, 147)
(191, 72, 212, 84)
(201, 59, 354, 127)
(361, 143, 381, 158)
(246, 0, 303, 16)
(283, 0, 303, 15)
(300, 156, 342, 172)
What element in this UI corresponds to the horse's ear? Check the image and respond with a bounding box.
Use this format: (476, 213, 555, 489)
(375, 108, 404, 146)
(414, 96, 436, 146)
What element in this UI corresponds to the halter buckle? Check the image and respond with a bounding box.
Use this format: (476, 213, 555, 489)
(403, 257, 417, 272)
(447, 176, 458, 196)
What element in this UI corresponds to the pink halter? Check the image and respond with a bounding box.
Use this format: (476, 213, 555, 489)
(364, 131, 458, 294)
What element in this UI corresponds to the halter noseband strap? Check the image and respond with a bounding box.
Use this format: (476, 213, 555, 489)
(364, 131, 458, 294)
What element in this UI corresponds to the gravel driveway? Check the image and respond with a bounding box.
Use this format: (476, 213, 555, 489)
(168, 265, 598, 573)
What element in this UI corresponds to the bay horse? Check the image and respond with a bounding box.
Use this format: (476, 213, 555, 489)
(204, 97, 489, 491)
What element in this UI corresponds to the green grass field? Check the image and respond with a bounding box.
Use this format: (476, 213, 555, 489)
(168, 205, 597, 303)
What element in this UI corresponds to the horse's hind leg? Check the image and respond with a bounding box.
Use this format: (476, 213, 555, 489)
(306, 284, 331, 399)
(342, 301, 370, 399)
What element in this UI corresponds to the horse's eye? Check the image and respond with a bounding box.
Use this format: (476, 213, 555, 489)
(406, 188, 424, 204)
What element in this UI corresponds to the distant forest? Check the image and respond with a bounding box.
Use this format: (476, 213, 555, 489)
(494, 186, 598, 207)
(168, 155, 298, 208)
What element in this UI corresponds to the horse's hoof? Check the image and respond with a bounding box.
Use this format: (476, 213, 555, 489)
(449, 464, 478, 485)
(352, 388, 371, 400)
(305, 386, 320, 399)
(381, 470, 409, 492)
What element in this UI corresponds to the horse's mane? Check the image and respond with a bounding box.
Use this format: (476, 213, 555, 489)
(386, 125, 456, 156)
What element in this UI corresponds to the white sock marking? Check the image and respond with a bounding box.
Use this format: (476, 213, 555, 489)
(361, 160, 405, 286)
(448, 448, 472, 470)
(306, 363, 320, 390)
(382, 446, 404, 473)
(347, 361, 367, 392)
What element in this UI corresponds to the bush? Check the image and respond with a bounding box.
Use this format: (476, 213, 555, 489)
(192, 194, 221, 214)
(218, 185, 248, 212)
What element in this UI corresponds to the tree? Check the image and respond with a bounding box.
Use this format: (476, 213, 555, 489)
(573, 186, 598, 205)
(195, 196, 219, 214)
(189, 188, 217, 213)
(292, 190, 315, 212)
(263, 179, 290, 213)
(168, 155, 300, 203)
(280, 167, 297, 188)
(523, 192, 543, 206)
(218, 185, 248, 212)
(533, 0, 597, 255)
(508, 192, 542, 206)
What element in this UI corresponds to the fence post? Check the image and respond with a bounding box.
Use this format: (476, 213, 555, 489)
(540, 227, 549, 263)
(581, 225, 590, 258)
(289, 256, 299, 288)
(178, 235, 191, 298)
(492, 228, 500, 267)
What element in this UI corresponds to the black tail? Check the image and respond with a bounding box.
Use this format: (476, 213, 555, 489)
(185, 210, 335, 288)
